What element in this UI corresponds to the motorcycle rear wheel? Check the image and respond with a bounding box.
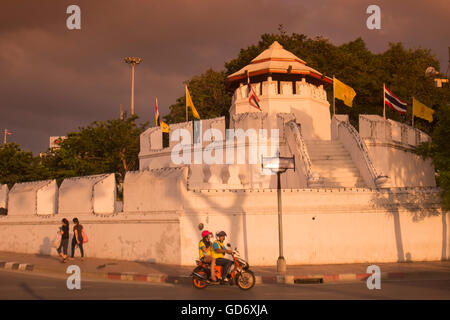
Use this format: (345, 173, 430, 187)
(236, 270, 255, 290)
(192, 267, 208, 289)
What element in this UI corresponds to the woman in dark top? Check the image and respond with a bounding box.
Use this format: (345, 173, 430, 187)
(57, 218, 69, 262)
(70, 217, 84, 260)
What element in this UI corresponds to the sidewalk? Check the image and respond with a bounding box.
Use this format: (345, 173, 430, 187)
(1, 251, 449, 286)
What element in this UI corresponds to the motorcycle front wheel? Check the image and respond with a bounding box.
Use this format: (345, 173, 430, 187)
(236, 270, 255, 290)
(192, 266, 208, 289)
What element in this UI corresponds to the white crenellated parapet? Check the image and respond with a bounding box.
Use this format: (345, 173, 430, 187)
(230, 112, 269, 131)
(59, 174, 115, 215)
(8, 180, 58, 216)
(140, 126, 163, 153)
(123, 167, 188, 212)
(93, 174, 117, 215)
(359, 115, 431, 147)
(0, 184, 8, 210)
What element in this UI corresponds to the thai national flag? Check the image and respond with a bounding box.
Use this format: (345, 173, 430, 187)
(155, 97, 161, 126)
(384, 85, 407, 114)
(248, 83, 262, 111)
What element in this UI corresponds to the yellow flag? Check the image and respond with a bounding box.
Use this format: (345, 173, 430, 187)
(413, 97, 434, 123)
(185, 85, 201, 120)
(161, 121, 169, 133)
(334, 77, 356, 107)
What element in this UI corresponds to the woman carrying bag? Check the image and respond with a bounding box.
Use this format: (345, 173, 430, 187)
(57, 218, 69, 262)
(70, 218, 85, 261)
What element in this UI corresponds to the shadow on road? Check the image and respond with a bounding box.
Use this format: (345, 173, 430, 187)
(19, 282, 45, 300)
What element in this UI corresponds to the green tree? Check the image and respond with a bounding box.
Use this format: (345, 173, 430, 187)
(42, 114, 148, 183)
(163, 69, 232, 124)
(0, 143, 47, 187)
(164, 31, 444, 134)
(416, 104, 450, 210)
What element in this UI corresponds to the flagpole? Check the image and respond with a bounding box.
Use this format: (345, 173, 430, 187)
(333, 75, 336, 116)
(185, 85, 188, 122)
(383, 83, 386, 119)
(3, 129, 6, 144)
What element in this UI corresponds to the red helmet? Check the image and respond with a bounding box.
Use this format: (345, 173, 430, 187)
(201, 230, 212, 238)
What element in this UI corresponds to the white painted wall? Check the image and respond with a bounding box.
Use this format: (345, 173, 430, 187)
(36, 180, 58, 215)
(93, 174, 117, 215)
(0, 185, 8, 209)
(0, 213, 182, 264)
(59, 174, 111, 214)
(123, 168, 188, 213)
(0, 184, 446, 265)
(231, 80, 331, 140)
(365, 142, 436, 187)
(8, 180, 57, 216)
(179, 188, 447, 265)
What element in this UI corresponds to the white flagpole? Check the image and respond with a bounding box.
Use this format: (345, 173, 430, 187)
(333, 76, 336, 116)
(185, 85, 189, 122)
(3, 129, 6, 144)
(383, 83, 386, 119)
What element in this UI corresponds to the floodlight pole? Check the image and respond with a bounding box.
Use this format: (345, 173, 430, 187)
(124, 57, 142, 116)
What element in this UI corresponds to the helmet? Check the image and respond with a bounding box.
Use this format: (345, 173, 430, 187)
(216, 231, 227, 237)
(201, 230, 212, 238)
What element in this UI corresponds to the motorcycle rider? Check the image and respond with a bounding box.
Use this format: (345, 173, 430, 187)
(199, 230, 217, 282)
(212, 231, 234, 283)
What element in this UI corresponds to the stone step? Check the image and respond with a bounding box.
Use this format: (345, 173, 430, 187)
(311, 159, 356, 166)
(312, 168, 361, 176)
(320, 181, 366, 188)
(304, 140, 339, 145)
(309, 154, 352, 161)
(320, 175, 365, 182)
(320, 177, 364, 184)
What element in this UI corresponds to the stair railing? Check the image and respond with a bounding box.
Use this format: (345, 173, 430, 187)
(334, 116, 388, 188)
(285, 120, 320, 187)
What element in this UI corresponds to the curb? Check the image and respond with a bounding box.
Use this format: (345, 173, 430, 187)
(1, 260, 445, 286)
(0, 260, 34, 272)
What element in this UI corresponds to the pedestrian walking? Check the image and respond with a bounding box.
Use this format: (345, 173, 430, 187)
(56, 218, 69, 262)
(70, 218, 85, 261)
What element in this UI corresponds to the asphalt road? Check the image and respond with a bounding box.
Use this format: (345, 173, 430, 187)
(0, 269, 449, 300)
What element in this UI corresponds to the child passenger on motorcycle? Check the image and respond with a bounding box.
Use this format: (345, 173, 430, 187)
(213, 231, 234, 283)
(199, 230, 217, 282)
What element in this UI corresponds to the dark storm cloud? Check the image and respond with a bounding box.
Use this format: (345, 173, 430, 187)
(0, 0, 448, 154)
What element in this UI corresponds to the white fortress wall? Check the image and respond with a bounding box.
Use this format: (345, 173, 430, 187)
(7, 180, 57, 216)
(92, 173, 117, 215)
(0, 212, 182, 264)
(231, 80, 330, 140)
(36, 180, 58, 215)
(123, 167, 188, 213)
(0, 184, 8, 209)
(58, 174, 111, 214)
(0, 174, 446, 265)
(179, 187, 447, 266)
(359, 115, 436, 187)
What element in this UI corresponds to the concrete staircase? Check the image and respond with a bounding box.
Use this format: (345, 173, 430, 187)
(305, 140, 366, 188)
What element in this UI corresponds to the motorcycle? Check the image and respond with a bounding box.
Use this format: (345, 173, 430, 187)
(191, 244, 255, 290)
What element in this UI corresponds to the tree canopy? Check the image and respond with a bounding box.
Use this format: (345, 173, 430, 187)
(41, 114, 148, 183)
(164, 30, 446, 134)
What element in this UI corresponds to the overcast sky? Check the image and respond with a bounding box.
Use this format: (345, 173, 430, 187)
(0, 0, 449, 154)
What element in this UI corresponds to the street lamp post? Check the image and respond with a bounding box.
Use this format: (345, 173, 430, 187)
(261, 156, 295, 274)
(124, 57, 142, 115)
